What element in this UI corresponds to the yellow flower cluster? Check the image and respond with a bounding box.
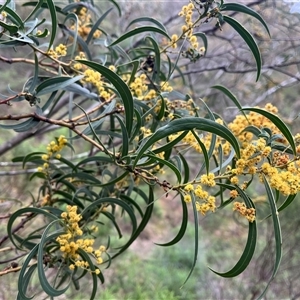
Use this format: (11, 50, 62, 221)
(183, 179, 216, 215)
(40, 194, 51, 206)
(55, 44, 67, 56)
(160, 81, 173, 93)
(230, 138, 270, 176)
(170, 34, 178, 49)
(228, 103, 281, 146)
(175, 3, 205, 53)
(37, 135, 67, 173)
(129, 74, 148, 99)
(178, 3, 195, 37)
(47, 44, 67, 59)
(56, 205, 106, 274)
(200, 173, 216, 187)
(140, 126, 152, 137)
(73, 52, 87, 71)
(259, 160, 300, 195)
(47, 49, 58, 59)
(70, 6, 101, 40)
(233, 202, 256, 222)
(83, 69, 111, 100)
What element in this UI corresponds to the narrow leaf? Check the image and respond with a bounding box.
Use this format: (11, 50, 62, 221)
(77, 60, 134, 135)
(211, 85, 248, 119)
(134, 117, 240, 168)
(209, 188, 257, 277)
(242, 107, 296, 155)
(223, 15, 261, 81)
(109, 26, 170, 47)
(47, 0, 57, 51)
(156, 195, 188, 246)
(36, 75, 84, 96)
(258, 175, 282, 299)
(221, 3, 270, 37)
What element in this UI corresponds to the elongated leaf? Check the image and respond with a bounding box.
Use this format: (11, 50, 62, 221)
(23, 0, 43, 23)
(242, 125, 262, 137)
(134, 117, 240, 167)
(38, 228, 69, 297)
(18, 264, 37, 300)
(77, 60, 134, 135)
(258, 175, 282, 299)
(75, 155, 114, 168)
(7, 207, 58, 249)
(74, 102, 111, 156)
(277, 194, 297, 212)
(36, 75, 84, 96)
(223, 15, 261, 81)
(221, 3, 270, 37)
(22, 1, 65, 16)
(0, 1, 10, 15)
(0, 20, 18, 34)
(119, 194, 144, 218)
(156, 195, 188, 246)
(115, 115, 129, 157)
(14, 117, 40, 132)
(64, 83, 98, 99)
(47, 0, 57, 51)
(0, 117, 35, 130)
(144, 153, 181, 183)
(212, 85, 248, 119)
(102, 211, 123, 238)
(182, 192, 198, 286)
(242, 107, 296, 155)
(0, 105, 42, 132)
(111, 186, 154, 260)
(106, 0, 121, 16)
(86, 7, 113, 45)
(4, 7, 24, 29)
(17, 244, 39, 300)
(126, 17, 168, 33)
(79, 99, 116, 137)
(191, 129, 210, 175)
(179, 153, 190, 183)
(145, 36, 161, 83)
(82, 197, 137, 234)
(109, 26, 170, 47)
(28, 53, 39, 93)
(209, 187, 257, 277)
(62, 12, 78, 60)
(77, 249, 98, 300)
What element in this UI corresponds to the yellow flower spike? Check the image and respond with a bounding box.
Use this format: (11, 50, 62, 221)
(184, 183, 194, 192)
(230, 190, 239, 199)
(171, 34, 178, 42)
(184, 194, 192, 203)
(99, 245, 106, 252)
(97, 257, 103, 264)
(189, 35, 197, 43)
(187, 3, 194, 10)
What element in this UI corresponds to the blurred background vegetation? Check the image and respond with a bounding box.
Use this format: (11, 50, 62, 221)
(1, 0, 300, 299)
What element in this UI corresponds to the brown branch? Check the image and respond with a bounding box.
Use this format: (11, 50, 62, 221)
(0, 262, 36, 276)
(0, 212, 35, 247)
(0, 55, 60, 75)
(0, 92, 25, 105)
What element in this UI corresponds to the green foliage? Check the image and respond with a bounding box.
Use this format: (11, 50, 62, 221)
(0, 0, 299, 299)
